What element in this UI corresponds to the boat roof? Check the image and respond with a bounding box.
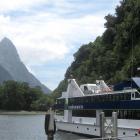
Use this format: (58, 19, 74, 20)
(67, 89, 138, 98)
(80, 84, 96, 86)
(132, 77, 140, 87)
(114, 77, 140, 91)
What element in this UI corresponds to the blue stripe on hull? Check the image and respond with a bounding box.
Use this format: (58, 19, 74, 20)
(82, 100, 140, 110)
(55, 100, 140, 110)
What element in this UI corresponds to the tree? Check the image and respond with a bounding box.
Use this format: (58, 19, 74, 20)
(0, 80, 50, 111)
(53, 0, 140, 99)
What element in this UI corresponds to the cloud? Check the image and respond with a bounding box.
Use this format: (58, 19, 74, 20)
(0, 0, 120, 89)
(0, 12, 105, 65)
(0, 0, 47, 13)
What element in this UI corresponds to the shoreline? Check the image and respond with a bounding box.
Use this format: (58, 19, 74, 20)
(0, 110, 47, 115)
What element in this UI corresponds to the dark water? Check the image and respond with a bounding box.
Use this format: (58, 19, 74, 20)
(0, 115, 86, 140)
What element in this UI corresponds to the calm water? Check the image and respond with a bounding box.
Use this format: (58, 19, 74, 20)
(0, 115, 86, 140)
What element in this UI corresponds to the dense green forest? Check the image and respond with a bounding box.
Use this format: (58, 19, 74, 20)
(53, 0, 140, 98)
(0, 81, 53, 111)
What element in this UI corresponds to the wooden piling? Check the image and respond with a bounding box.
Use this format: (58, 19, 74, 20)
(44, 110, 56, 140)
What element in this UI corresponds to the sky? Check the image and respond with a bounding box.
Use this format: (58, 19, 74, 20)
(0, 0, 120, 90)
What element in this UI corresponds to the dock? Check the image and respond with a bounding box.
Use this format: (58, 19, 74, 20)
(55, 114, 140, 140)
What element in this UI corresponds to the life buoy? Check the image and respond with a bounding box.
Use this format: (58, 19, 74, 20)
(138, 128, 140, 134)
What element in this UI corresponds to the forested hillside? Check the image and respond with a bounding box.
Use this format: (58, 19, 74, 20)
(53, 0, 140, 98)
(0, 81, 53, 111)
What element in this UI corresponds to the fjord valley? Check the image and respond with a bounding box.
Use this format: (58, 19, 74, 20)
(0, 37, 53, 111)
(0, 0, 140, 140)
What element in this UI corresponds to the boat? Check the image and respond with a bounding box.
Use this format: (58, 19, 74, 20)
(54, 78, 140, 140)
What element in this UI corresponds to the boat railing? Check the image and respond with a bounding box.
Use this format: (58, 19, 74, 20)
(79, 135, 140, 140)
(84, 88, 138, 96)
(112, 88, 137, 94)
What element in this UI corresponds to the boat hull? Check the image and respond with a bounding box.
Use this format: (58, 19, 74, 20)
(55, 116, 140, 140)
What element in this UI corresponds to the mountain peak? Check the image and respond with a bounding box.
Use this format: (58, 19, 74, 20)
(1, 37, 11, 42)
(0, 37, 20, 61)
(0, 37, 51, 93)
(0, 37, 15, 48)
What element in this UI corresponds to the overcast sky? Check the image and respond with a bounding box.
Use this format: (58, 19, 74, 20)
(0, 0, 120, 90)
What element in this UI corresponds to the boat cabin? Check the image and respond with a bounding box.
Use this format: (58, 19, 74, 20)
(80, 84, 99, 94)
(80, 80, 111, 95)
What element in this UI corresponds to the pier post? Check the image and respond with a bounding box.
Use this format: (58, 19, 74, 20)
(47, 132, 54, 140)
(45, 110, 56, 140)
(64, 98, 72, 122)
(99, 111, 118, 139)
(96, 110, 102, 126)
(112, 112, 118, 140)
(100, 112, 105, 138)
(64, 110, 72, 122)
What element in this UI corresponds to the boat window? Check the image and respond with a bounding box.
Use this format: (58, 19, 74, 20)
(97, 95, 100, 102)
(91, 96, 95, 103)
(75, 97, 78, 104)
(98, 96, 100, 102)
(104, 95, 106, 102)
(85, 97, 87, 103)
(81, 97, 84, 104)
(119, 94, 123, 100)
(101, 95, 105, 102)
(108, 94, 111, 101)
(111, 94, 115, 101)
(106, 95, 109, 101)
(84, 86, 88, 91)
(106, 94, 109, 101)
(97, 96, 99, 103)
(105, 95, 107, 102)
(126, 93, 131, 100)
(122, 94, 124, 100)
(123, 93, 129, 100)
(104, 95, 106, 101)
(107, 95, 109, 101)
(124, 94, 127, 100)
(116, 94, 119, 101)
(70, 98, 74, 105)
(94, 96, 97, 103)
(110, 94, 113, 101)
(80, 97, 82, 104)
(87, 97, 91, 103)
(135, 92, 140, 98)
(102, 95, 105, 102)
(132, 93, 135, 98)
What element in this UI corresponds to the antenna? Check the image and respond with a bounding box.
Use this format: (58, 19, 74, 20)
(131, 29, 134, 77)
(130, 28, 134, 89)
(130, 0, 139, 86)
